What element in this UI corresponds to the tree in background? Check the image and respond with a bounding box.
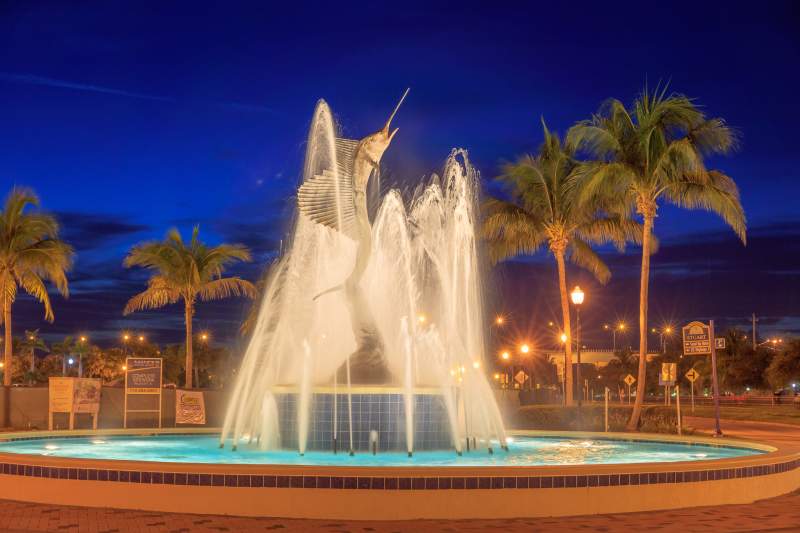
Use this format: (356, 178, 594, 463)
(18, 330, 48, 384)
(568, 86, 746, 429)
(123, 227, 255, 388)
(766, 339, 800, 391)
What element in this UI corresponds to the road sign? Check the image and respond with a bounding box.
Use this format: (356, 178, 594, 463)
(623, 374, 636, 386)
(683, 321, 712, 355)
(685, 368, 700, 383)
(715, 337, 726, 350)
(659, 362, 677, 386)
(514, 370, 528, 386)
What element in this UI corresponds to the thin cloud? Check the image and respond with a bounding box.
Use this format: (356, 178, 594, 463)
(0, 72, 173, 101)
(0, 71, 278, 114)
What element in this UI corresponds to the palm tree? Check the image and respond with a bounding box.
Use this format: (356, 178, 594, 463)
(19, 329, 48, 381)
(567, 85, 746, 429)
(483, 120, 643, 405)
(0, 188, 73, 390)
(123, 227, 256, 388)
(50, 336, 76, 376)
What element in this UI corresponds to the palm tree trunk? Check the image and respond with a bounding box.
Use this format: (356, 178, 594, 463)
(555, 251, 574, 406)
(3, 302, 11, 388)
(2, 300, 11, 428)
(626, 212, 654, 431)
(185, 301, 193, 389)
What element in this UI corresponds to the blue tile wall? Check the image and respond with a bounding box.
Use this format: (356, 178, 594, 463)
(276, 392, 452, 451)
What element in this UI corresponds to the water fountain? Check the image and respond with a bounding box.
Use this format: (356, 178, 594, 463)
(0, 92, 777, 520)
(219, 91, 507, 456)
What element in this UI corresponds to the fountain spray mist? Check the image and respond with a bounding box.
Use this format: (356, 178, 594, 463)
(220, 97, 506, 455)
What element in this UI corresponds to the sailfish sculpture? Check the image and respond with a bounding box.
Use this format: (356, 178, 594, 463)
(297, 89, 410, 382)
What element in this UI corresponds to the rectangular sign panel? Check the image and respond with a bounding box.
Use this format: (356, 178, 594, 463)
(175, 389, 206, 425)
(659, 362, 677, 386)
(72, 378, 102, 414)
(682, 321, 712, 355)
(125, 357, 162, 394)
(49, 377, 74, 413)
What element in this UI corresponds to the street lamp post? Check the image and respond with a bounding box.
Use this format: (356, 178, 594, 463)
(77, 336, 88, 378)
(604, 322, 626, 351)
(570, 286, 584, 407)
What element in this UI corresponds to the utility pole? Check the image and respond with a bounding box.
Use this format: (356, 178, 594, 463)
(752, 313, 757, 350)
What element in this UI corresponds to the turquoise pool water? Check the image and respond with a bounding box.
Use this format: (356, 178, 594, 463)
(0, 435, 762, 466)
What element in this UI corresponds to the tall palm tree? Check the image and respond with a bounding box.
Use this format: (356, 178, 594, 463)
(567, 85, 746, 429)
(123, 227, 256, 388)
(0, 188, 73, 390)
(483, 120, 643, 405)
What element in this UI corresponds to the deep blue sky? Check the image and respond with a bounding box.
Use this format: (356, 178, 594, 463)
(1, 1, 799, 350)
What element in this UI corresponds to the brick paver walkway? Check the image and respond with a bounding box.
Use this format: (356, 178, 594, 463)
(0, 418, 797, 532)
(1, 491, 800, 532)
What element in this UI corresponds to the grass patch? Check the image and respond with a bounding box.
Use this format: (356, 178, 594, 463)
(513, 404, 682, 434)
(685, 404, 800, 426)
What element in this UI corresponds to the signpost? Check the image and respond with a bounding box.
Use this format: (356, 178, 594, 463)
(514, 370, 528, 388)
(683, 320, 722, 436)
(715, 337, 726, 350)
(124, 357, 163, 428)
(659, 363, 677, 405)
(685, 368, 700, 412)
(623, 374, 635, 404)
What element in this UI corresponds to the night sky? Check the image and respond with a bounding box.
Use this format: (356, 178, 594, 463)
(1, 2, 798, 351)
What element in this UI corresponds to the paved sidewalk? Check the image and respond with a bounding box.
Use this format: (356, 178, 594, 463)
(0, 418, 798, 532)
(1, 491, 800, 532)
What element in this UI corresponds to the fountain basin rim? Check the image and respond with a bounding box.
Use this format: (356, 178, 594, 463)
(0, 427, 783, 477)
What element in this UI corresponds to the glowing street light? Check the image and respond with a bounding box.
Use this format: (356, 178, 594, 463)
(570, 286, 584, 406)
(570, 285, 584, 306)
(472, 361, 481, 369)
(138, 335, 145, 342)
(519, 343, 530, 354)
(122, 365, 127, 371)
(500, 351, 510, 361)
(495, 316, 505, 326)
(560, 332, 568, 344)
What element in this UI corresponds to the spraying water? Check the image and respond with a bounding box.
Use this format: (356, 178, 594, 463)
(220, 96, 506, 455)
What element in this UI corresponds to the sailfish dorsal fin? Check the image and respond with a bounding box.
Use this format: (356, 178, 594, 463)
(297, 137, 359, 239)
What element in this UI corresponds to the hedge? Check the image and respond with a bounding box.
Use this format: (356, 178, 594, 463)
(513, 404, 683, 434)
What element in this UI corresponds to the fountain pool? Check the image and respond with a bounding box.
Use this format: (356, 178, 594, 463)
(0, 433, 763, 466)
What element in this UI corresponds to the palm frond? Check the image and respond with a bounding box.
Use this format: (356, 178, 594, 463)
(197, 277, 257, 302)
(663, 170, 747, 244)
(16, 272, 54, 322)
(123, 276, 182, 315)
(567, 239, 611, 284)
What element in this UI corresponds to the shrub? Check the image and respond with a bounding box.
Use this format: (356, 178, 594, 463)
(513, 404, 682, 434)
